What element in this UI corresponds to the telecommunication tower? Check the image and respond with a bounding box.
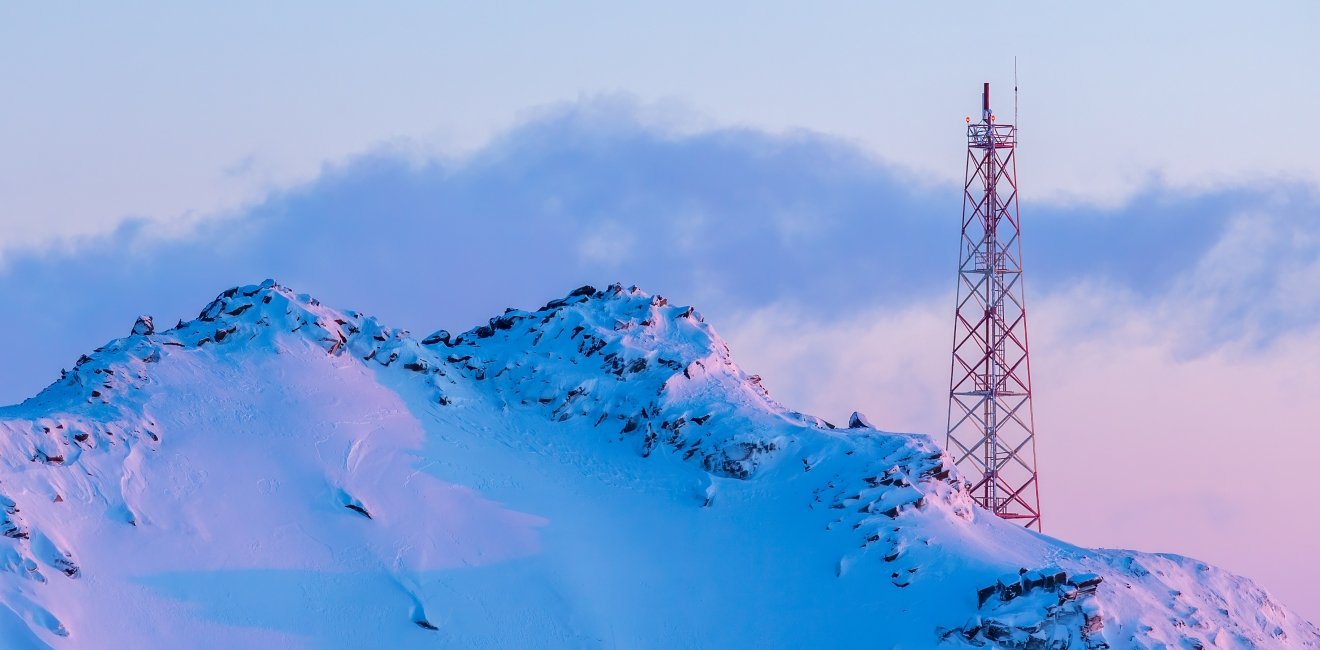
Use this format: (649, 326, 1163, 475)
(946, 82, 1041, 531)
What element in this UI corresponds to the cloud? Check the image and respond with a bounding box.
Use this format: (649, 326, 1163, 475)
(719, 299, 949, 434)
(0, 97, 1315, 398)
(576, 220, 638, 267)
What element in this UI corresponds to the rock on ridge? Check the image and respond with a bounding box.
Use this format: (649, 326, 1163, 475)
(441, 282, 806, 479)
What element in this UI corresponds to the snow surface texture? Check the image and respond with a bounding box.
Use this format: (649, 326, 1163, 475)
(0, 281, 1315, 649)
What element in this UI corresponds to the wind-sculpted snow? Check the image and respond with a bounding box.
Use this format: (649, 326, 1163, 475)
(0, 281, 1315, 649)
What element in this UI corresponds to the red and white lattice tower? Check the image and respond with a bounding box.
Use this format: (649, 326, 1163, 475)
(946, 82, 1041, 531)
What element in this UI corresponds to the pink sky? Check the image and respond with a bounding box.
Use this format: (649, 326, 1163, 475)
(724, 274, 1320, 621)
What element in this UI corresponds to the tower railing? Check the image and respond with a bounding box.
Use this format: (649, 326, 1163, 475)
(968, 123, 1016, 149)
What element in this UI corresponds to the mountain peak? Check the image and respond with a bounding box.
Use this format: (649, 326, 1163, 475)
(187, 279, 363, 348)
(19, 280, 383, 414)
(440, 280, 801, 479)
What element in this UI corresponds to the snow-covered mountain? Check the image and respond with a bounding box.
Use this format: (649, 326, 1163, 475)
(0, 281, 1315, 649)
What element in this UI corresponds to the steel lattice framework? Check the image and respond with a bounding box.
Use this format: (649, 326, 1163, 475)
(946, 83, 1041, 531)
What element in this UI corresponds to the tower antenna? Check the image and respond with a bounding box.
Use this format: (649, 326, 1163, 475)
(946, 82, 1042, 531)
(1014, 58, 1019, 143)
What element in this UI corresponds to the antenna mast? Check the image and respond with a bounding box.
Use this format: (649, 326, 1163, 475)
(946, 82, 1042, 531)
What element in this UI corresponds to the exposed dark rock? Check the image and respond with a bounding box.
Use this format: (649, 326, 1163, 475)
(641, 427, 657, 457)
(54, 556, 79, 578)
(34, 451, 65, 465)
(421, 330, 451, 346)
(198, 298, 226, 321)
(960, 567, 1106, 648)
(1071, 573, 1103, 592)
(131, 315, 155, 336)
(1, 517, 28, 539)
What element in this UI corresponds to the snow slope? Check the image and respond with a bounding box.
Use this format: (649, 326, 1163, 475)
(0, 281, 1315, 649)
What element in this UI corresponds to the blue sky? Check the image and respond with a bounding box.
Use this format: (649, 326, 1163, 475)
(2, 1, 1319, 621)
(3, 2, 1318, 249)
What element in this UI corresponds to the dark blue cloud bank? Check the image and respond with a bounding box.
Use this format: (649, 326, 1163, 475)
(2, 100, 1315, 403)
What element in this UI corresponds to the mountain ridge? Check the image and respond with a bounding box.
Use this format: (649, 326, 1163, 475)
(0, 280, 1315, 649)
